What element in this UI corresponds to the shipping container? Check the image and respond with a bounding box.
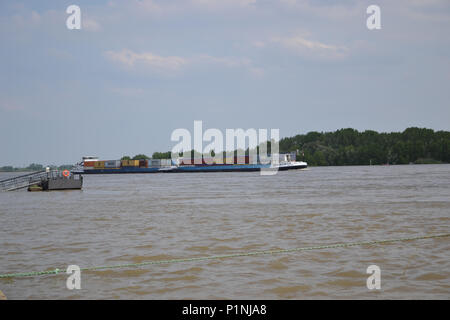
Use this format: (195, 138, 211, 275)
(150, 159, 161, 167)
(104, 160, 120, 168)
(94, 161, 105, 168)
(84, 161, 96, 167)
(160, 159, 172, 166)
(139, 159, 149, 168)
(121, 160, 139, 167)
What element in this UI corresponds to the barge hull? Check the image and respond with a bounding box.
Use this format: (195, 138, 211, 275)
(76, 163, 307, 174)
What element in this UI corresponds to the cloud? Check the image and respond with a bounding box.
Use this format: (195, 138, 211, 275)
(105, 49, 262, 75)
(274, 35, 347, 57)
(255, 33, 348, 60)
(105, 49, 188, 71)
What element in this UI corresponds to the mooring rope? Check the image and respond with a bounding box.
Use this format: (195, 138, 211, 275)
(0, 233, 448, 279)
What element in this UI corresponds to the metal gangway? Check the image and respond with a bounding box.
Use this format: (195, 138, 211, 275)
(0, 170, 61, 192)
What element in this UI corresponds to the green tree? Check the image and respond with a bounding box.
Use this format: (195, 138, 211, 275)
(276, 127, 449, 166)
(152, 151, 171, 159)
(132, 154, 150, 160)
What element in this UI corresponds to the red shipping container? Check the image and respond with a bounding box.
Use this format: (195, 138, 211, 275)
(84, 161, 96, 167)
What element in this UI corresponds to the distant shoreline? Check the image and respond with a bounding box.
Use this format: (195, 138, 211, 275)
(1, 127, 448, 170)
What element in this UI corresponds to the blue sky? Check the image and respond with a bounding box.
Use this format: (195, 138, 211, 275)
(1, 0, 449, 166)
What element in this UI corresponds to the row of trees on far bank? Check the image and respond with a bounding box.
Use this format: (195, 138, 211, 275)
(279, 127, 450, 166)
(3, 127, 448, 172)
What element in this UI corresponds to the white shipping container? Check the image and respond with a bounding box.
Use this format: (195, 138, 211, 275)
(160, 159, 172, 166)
(151, 159, 161, 167)
(104, 160, 120, 168)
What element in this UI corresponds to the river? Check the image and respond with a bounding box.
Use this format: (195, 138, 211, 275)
(0, 164, 449, 299)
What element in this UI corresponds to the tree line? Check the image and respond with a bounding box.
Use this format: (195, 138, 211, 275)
(279, 127, 449, 166)
(2, 127, 447, 172)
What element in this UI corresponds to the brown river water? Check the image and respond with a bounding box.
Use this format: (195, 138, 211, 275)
(0, 164, 449, 299)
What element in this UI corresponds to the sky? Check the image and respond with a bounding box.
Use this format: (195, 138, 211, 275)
(0, 0, 449, 166)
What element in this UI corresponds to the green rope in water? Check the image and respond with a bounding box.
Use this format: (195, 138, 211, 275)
(0, 233, 448, 279)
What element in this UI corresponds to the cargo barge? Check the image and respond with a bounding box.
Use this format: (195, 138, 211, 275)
(73, 154, 307, 174)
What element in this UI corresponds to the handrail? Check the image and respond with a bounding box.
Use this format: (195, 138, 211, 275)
(0, 170, 60, 192)
(0, 170, 47, 183)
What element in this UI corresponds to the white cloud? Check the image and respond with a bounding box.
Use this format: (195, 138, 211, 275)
(275, 35, 347, 57)
(105, 49, 188, 71)
(105, 49, 262, 75)
(255, 33, 348, 59)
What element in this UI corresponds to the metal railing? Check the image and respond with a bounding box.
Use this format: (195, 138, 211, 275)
(0, 170, 61, 192)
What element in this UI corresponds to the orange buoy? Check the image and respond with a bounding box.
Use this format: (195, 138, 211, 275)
(62, 170, 70, 177)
